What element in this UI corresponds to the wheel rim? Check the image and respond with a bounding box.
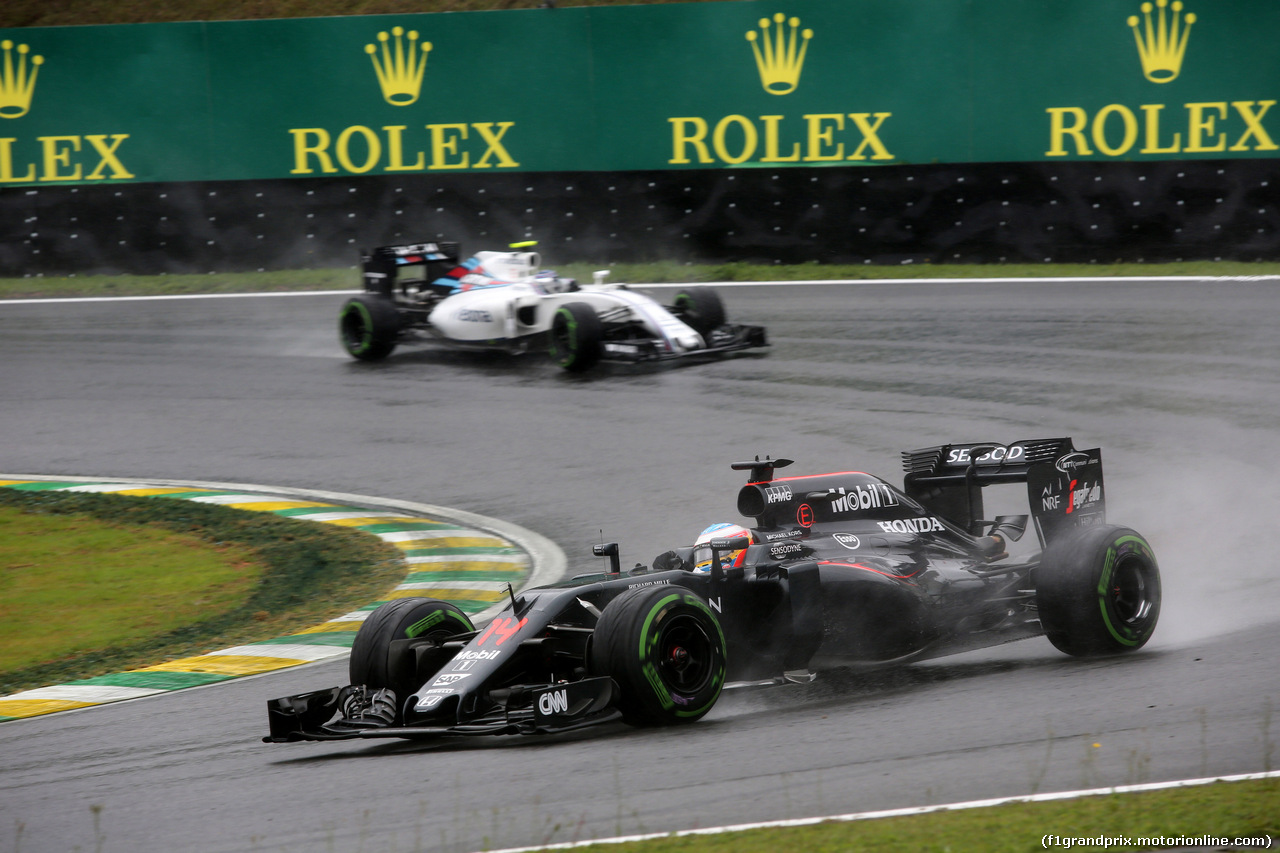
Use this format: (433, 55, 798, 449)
(1110, 555, 1154, 624)
(656, 613, 715, 694)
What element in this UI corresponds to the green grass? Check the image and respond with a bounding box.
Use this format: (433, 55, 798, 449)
(0, 269, 358, 300)
(561, 778, 1279, 852)
(0, 488, 406, 695)
(2, 259, 1276, 300)
(0, 0, 716, 28)
(0, 507, 264, 673)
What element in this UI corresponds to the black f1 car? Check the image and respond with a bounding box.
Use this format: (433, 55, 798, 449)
(265, 438, 1160, 742)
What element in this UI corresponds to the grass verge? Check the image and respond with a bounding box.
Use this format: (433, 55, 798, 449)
(0, 488, 405, 695)
(563, 778, 1278, 852)
(0, 269, 358, 300)
(1, 260, 1277, 301)
(0, 0, 715, 29)
(0, 506, 264, 673)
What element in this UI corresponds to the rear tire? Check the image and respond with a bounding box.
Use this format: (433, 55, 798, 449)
(1036, 525, 1161, 656)
(590, 586, 726, 725)
(673, 287, 726, 336)
(349, 598, 475, 696)
(340, 293, 400, 361)
(549, 302, 603, 372)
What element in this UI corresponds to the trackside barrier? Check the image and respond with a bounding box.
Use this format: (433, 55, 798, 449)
(1, 0, 1277, 272)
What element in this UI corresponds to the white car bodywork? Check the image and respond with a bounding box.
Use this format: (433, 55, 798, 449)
(424, 250, 705, 355)
(341, 240, 767, 369)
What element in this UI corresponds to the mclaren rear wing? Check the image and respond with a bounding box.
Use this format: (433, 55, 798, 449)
(901, 438, 1105, 546)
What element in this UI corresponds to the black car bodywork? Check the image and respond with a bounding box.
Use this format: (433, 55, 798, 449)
(265, 437, 1160, 743)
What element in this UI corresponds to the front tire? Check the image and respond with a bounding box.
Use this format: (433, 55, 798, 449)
(549, 302, 603, 372)
(340, 293, 400, 361)
(349, 598, 475, 697)
(1036, 525, 1161, 656)
(590, 586, 726, 725)
(673, 287, 726, 337)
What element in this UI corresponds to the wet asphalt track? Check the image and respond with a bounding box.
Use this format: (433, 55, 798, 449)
(1, 279, 1278, 853)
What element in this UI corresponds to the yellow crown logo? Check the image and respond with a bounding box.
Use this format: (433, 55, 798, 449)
(0, 40, 44, 119)
(746, 13, 813, 96)
(1127, 0, 1195, 84)
(365, 27, 432, 106)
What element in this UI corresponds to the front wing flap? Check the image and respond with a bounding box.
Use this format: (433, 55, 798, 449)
(264, 677, 621, 742)
(602, 322, 767, 364)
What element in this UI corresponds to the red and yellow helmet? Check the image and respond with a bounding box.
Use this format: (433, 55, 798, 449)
(692, 523, 754, 573)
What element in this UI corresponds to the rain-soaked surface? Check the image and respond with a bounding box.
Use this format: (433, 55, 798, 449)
(1, 279, 1277, 852)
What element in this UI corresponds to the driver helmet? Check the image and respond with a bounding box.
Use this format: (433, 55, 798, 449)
(533, 270, 578, 294)
(692, 523, 755, 573)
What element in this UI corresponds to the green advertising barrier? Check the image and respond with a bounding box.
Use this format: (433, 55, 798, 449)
(1, 0, 1277, 187)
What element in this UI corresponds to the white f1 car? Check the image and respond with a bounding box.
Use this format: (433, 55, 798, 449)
(339, 241, 768, 371)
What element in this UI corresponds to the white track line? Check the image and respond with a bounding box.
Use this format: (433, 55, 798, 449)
(635, 275, 1280, 287)
(477, 771, 1280, 853)
(2, 275, 1277, 307)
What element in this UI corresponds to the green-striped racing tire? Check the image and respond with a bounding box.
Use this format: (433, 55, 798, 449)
(339, 293, 400, 361)
(672, 286, 725, 337)
(548, 301, 603, 372)
(1035, 525, 1161, 656)
(590, 586, 726, 725)
(350, 598, 475, 698)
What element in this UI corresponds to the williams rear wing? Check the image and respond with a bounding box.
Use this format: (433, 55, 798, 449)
(901, 438, 1105, 546)
(361, 241, 461, 296)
